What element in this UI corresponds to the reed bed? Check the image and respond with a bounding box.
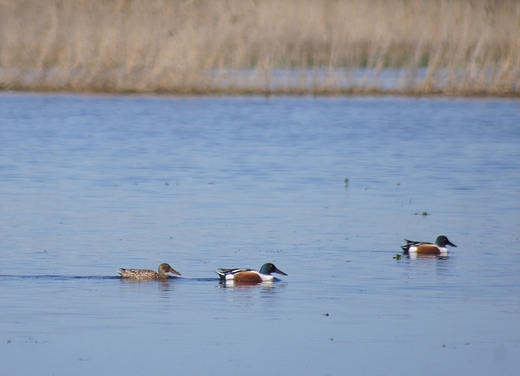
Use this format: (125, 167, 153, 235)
(0, 0, 519, 96)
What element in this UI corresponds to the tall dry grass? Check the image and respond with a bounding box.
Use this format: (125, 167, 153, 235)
(0, 0, 518, 95)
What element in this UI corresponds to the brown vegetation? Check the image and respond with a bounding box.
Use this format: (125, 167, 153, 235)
(0, 0, 518, 95)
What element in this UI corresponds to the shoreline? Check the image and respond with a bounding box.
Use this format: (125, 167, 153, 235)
(3, 88, 519, 99)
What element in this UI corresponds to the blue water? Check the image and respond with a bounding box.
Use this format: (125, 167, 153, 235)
(1, 93, 519, 375)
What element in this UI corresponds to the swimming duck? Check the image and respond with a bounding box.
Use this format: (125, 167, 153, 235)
(216, 263, 287, 283)
(401, 235, 457, 256)
(118, 263, 181, 280)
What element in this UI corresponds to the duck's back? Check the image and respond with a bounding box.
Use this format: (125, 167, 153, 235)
(118, 268, 159, 280)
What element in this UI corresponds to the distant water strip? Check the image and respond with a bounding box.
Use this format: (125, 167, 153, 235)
(0, 274, 219, 282)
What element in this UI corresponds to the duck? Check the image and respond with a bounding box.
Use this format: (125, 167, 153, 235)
(215, 263, 287, 283)
(401, 235, 457, 256)
(118, 263, 181, 280)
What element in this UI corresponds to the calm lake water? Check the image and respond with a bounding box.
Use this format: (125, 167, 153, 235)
(1, 93, 519, 375)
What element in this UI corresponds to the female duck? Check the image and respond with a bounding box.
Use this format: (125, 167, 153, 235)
(118, 263, 181, 280)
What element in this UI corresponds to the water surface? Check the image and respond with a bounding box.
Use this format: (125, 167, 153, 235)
(1, 94, 519, 375)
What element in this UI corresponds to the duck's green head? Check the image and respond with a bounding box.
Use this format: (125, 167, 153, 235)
(435, 235, 457, 248)
(259, 263, 287, 276)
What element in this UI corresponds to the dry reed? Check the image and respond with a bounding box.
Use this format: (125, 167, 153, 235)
(0, 0, 519, 95)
